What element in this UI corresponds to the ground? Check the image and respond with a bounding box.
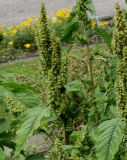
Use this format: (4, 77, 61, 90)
(0, 0, 126, 26)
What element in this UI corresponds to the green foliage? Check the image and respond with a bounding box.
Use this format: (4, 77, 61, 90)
(65, 80, 84, 92)
(61, 21, 79, 42)
(0, 59, 39, 76)
(95, 27, 112, 52)
(0, 83, 40, 108)
(0, 1, 127, 160)
(0, 118, 11, 134)
(0, 72, 42, 159)
(11, 27, 35, 50)
(61, 0, 92, 43)
(16, 106, 51, 154)
(0, 148, 5, 160)
(95, 118, 125, 160)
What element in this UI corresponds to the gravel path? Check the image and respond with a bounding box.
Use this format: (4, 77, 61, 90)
(0, 0, 126, 26)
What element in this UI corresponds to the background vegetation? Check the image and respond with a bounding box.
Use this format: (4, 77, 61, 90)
(0, 0, 127, 160)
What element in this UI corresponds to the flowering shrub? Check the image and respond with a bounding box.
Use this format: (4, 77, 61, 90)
(0, 7, 110, 63)
(0, 17, 37, 51)
(50, 8, 110, 42)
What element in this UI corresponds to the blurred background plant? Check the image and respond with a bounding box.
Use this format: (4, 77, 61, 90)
(0, 1, 126, 160)
(0, 16, 36, 51)
(0, 17, 38, 62)
(0, 6, 111, 63)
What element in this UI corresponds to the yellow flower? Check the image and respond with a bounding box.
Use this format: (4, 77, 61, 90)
(20, 21, 30, 27)
(11, 29, 17, 35)
(56, 8, 71, 18)
(92, 20, 96, 27)
(24, 43, 31, 49)
(8, 41, 14, 46)
(99, 21, 109, 27)
(27, 17, 33, 23)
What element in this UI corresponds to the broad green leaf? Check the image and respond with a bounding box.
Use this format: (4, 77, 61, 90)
(16, 107, 51, 154)
(0, 83, 40, 108)
(0, 148, 4, 160)
(61, 21, 79, 42)
(65, 80, 84, 92)
(95, 27, 112, 52)
(95, 118, 125, 160)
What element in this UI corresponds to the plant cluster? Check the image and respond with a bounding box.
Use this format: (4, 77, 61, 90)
(0, 6, 111, 63)
(0, 1, 127, 160)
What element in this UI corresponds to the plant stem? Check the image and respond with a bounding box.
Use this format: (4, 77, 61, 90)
(84, 45, 99, 124)
(62, 119, 70, 145)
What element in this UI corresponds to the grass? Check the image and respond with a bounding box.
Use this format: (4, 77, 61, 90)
(0, 57, 39, 76)
(0, 47, 81, 75)
(0, 44, 107, 78)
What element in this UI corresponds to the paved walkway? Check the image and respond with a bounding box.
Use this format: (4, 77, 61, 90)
(0, 0, 126, 26)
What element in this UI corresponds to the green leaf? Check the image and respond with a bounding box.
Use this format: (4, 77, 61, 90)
(0, 148, 5, 160)
(95, 118, 125, 160)
(65, 80, 84, 92)
(16, 107, 51, 154)
(0, 83, 40, 108)
(63, 43, 78, 56)
(95, 27, 112, 52)
(61, 21, 79, 42)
